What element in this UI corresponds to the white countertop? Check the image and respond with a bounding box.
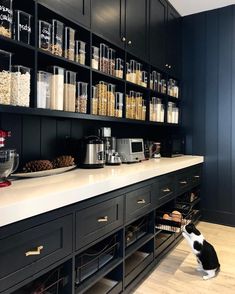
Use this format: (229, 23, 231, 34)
(0, 155, 203, 228)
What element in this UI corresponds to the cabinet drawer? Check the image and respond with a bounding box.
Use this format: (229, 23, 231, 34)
(125, 185, 154, 222)
(0, 215, 72, 293)
(175, 172, 191, 195)
(157, 176, 175, 206)
(191, 166, 202, 187)
(76, 196, 124, 250)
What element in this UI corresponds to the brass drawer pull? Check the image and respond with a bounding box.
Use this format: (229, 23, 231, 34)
(162, 188, 171, 193)
(137, 199, 146, 204)
(98, 216, 108, 222)
(194, 175, 200, 179)
(180, 181, 188, 185)
(25, 245, 44, 257)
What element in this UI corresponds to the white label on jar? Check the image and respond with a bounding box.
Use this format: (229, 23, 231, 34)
(19, 23, 31, 33)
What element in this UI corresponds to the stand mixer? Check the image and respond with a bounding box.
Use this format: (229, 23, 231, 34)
(0, 130, 19, 187)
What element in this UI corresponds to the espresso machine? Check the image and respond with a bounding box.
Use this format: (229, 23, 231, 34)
(99, 127, 121, 165)
(0, 130, 19, 187)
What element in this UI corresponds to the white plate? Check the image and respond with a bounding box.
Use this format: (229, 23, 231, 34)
(13, 165, 77, 178)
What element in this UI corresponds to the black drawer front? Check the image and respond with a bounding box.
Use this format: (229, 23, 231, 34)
(157, 176, 175, 206)
(0, 215, 73, 293)
(76, 196, 124, 250)
(175, 172, 191, 195)
(191, 166, 202, 187)
(125, 185, 154, 222)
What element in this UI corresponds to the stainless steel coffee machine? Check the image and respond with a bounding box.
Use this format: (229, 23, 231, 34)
(99, 127, 121, 165)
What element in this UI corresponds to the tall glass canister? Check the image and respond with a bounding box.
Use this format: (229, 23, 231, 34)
(64, 70, 76, 112)
(0, 0, 13, 38)
(49, 66, 64, 110)
(0, 49, 11, 105)
(96, 81, 107, 115)
(38, 20, 51, 51)
(14, 10, 32, 44)
(64, 26, 75, 61)
(108, 48, 115, 76)
(99, 43, 109, 74)
(91, 85, 98, 115)
(75, 40, 86, 65)
(76, 82, 88, 113)
(107, 83, 115, 116)
(115, 58, 123, 79)
(115, 92, 123, 118)
(37, 71, 51, 109)
(51, 19, 64, 56)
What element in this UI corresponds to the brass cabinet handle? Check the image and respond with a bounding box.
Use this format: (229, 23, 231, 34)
(97, 216, 108, 222)
(194, 175, 200, 179)
(137, 199, 146, 204)
(180, 180, 187, 185)
(162, 188, 171, 193)
(25, 245, 44, 257)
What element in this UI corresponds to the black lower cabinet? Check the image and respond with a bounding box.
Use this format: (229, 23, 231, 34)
(1, 164, 202, 294)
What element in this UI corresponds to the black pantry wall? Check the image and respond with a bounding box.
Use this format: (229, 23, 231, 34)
(182, 5, 235, 226)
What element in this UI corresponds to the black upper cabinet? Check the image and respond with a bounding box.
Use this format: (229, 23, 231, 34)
(167, 5, 181, 78)
(125, 0, 148, 61)
(38, 0, 91, 28)
(149, 0, 167, 70)
(91, 0, 125, 48)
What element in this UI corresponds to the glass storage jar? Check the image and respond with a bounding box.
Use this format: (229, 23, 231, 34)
(11, 65, 31, 107)
(75, 40, 86, 65)
(76, 82, 88, 113)
(173, 80, 179, 98)
(136, 92, 143, 120)
(0, 49, 11, 105)
(91, 46, 99, 70)
(167, 102, 175, 123)
(99, 43, 109, 74)
(161, 79, 166, 94)
(129, 90, 136, 119)
(172, 106, 179, 124)
(64, 26, 75, 61)
(160, 104, 165, 122)
(108, 48, 115, 76)
(37, 71, 51, 109)
(149, 73, 153, 90)
(115, 92, 123, 118)
(38, 20, 51, 51)
(107, 83, 115, 116)
(14, 10, 32, 44)
(96, 81, 107, 116)
(168, 78, 174, 96)
(126, 62, 131, 82)
(91, 85, 98, 115)
(64, 70, 76, 112)
(141, 100, 146, 121)
(51, 19, 64, 56)
(49, 66, 64, 110)
(0, 0, 13, 38)
(141, 70, 147, 88)
(130, 60, 137, 83)
(150, 97, 162, 122)
(136, 63, 142, 85)
(115, 58, 123, 79)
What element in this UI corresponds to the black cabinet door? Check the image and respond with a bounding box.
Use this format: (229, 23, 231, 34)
(91, 0, 125, 48)
(149, 0, 167, 70)
(38, 0, 91, 28)
(167, 5, 181, 78)
(125, 0, 148, 60)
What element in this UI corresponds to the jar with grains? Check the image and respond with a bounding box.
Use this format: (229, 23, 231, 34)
(51, 19, 64, 56)
(125, 94, 130, 119)
(167, 102, 175, 123)
(126, 62, 131, 82)
(14, 10, 32, 44)
(0, 49, 11, 105)
(130, 60, 137, 84)
(129, 90, 136, 119)
(141, 100, 146, 121)
(76, 81, 88, 113)
(161, 79, 166, 94)
(91, 85, 98, 115)
(92, 46, 99, 70)
(75, 40, 86, 65)
(172, 106, 179, 124)
(38, 20, 51, 51)
(136, 63, 142, 85)
(168, 78, 174, 96)
(11, 65, 31, 107)
(0, 0, 13, 38)
(49, 66, 64, 110)
(149, 73, 153, 90)
(115, 92, 123, 118)
(64, 26, 75, 61)
(108, 48, 115, 76)
(115, 58, 123, 79)
(99, 43, 109, 74)
(107, 83, 115, 116)
(64, 70, 76, 112)
(135, 92, 143, 120)
(37, 71, 51, 109)
(156, 73, 162, 92)
(141, 71, 147, 88)
(96, 81, 107, 116)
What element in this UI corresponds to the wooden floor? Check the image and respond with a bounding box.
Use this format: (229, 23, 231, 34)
(134, 222, 235, 293)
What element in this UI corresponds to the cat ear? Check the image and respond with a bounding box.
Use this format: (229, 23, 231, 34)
(193, 241, 202, 251)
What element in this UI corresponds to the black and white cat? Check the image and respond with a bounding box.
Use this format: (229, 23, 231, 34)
(182, 223, 220, 280)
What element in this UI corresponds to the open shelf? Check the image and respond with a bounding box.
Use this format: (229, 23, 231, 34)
(0, 35, 35, 52)
(92, 68, 125, 83)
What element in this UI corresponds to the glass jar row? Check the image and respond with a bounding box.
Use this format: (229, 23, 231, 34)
(126, 91, 146, 121)
(126, 60, 148, 87)
(149, 97, 165, 123)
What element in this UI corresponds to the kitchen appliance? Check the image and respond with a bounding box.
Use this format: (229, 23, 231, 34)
(116, 138, 145, 163)
(161, 136, 185, 157)
(80, 135, 105, 168)
(99, 127, 121, 165)
(0, 130, 19, 187)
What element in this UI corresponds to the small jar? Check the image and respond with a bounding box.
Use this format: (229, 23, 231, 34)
(51, 19, 64, 56)
(91, 46, 99, 70)
(0, 49, 11, 105)
(37, 71, 51, 109)
(14, 10, 32, 44)
(99, 43, 109, 74)
(115, 92, 123, 118)
(96, 81, 107, 115)
(38, 20, 51, 51)
(64, 70, 76, 112)
(75, 40, 86, 65)
(49, 66, 64, 110)
(115, 58, 123, 79)
(64, 26, 75, 61)
(11, 65, 31, 107)
(108, 48, 115, 76)
(0, 0, 13, 38)
(76, 82, 88, 113)
(107, 83, 115, 116)
(91, 85, 98, 115)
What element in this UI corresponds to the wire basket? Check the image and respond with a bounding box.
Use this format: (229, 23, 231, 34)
(125, 217, 148, 247)
(155, 211, 190, 233)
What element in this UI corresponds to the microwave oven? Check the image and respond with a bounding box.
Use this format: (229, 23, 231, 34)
(161, 137, 185, 157)
(116, 138, 145, 163)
